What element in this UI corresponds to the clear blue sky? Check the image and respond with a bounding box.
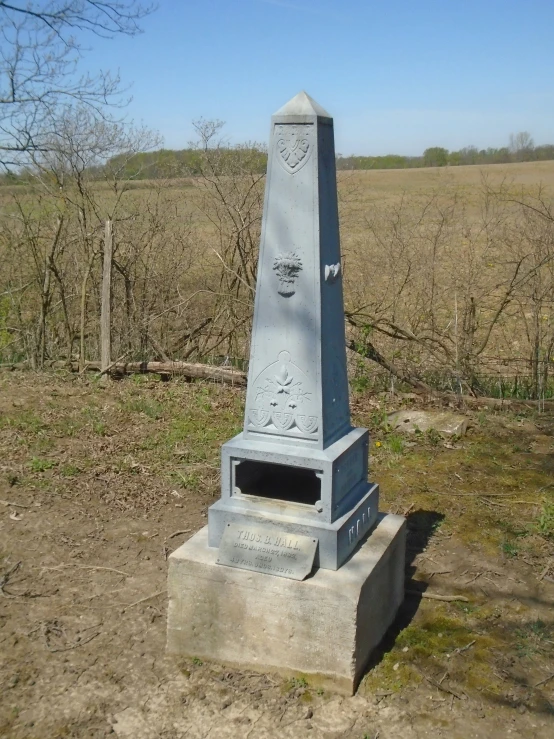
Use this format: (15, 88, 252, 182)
(82, 0, 554, 155)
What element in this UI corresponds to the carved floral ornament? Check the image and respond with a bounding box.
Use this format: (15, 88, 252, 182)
(273, 252, 302, 296)
(275, 124, 312, 174)
(249, 351, 319, 436)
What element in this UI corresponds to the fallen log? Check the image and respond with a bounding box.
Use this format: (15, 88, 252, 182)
(70, 360, 247, 386)
(421, 391, 554, 412)
(346, 337, 554, 411)
(2, 358, 553, 409)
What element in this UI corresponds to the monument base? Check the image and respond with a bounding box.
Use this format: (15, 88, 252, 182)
(166, 513, 406, 695)
(209, 429, 379, 570)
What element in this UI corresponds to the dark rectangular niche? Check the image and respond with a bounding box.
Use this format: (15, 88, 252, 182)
(234, 460, 321, 506)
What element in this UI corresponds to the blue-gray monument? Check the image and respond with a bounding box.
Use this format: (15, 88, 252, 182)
(167, 93, 406, 693)
(208, 91, 378, 569)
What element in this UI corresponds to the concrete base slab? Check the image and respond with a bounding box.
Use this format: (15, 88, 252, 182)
(166, 513, 406, 695)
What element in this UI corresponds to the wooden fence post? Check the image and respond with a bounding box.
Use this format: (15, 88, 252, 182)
(100, 220, 113, 382)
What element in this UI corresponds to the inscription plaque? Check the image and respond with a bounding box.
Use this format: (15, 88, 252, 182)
(217, 522, 318, 580)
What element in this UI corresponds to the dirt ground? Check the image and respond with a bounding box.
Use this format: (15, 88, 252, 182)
(0, 371, 553, 739)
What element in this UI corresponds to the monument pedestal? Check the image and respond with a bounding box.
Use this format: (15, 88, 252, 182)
(209, 429, 379, 570)
(166, 92, 406, 693)
(167, 514, 406, 695)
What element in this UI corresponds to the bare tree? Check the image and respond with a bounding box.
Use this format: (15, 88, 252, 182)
(509, 131, 534, 161)
(187, 119, 265, 361)
(0, 100, 169, 367)
(344, 179, 554, 398)
(0, 0, 155, 169)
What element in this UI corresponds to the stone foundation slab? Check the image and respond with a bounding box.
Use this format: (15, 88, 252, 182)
(166, 513, 406, 694)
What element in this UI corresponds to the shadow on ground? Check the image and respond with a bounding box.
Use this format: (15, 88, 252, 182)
(361, 508, 444, 677)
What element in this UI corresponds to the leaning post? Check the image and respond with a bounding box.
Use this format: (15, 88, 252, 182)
(100, 219, 113, 383)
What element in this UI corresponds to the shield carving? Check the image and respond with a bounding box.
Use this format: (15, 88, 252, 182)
(296, 414, 318, 434)
(272, 411, 294, 431)
(249, 408, 271, 428)
(275, 125, 311, 174)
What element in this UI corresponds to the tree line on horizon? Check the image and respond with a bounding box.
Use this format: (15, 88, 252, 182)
(341, 132, 554, 170)
(2, 131, 553, 185)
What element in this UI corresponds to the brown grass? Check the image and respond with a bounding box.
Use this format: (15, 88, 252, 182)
(2, 159, 554, 396)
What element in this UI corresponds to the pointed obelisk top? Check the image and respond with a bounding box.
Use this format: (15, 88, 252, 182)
(242, 89, 349, 450)
(273, 90, 332, 119)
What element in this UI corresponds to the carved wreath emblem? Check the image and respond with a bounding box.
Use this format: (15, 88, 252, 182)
(275, 124, 311, 174)
(273, 252, 302, 297)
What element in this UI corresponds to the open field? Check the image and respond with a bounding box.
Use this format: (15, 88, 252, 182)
(3, 158, 554, 400)
(343, 160, 554, 197)
(2, 158, 554, 389)
(0, 371, 553, 738)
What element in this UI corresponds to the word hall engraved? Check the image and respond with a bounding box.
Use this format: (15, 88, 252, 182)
(348, 505, 373, 546)
(217, 522, 318, 580)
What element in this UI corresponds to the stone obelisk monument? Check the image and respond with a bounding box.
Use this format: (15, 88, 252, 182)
(208, 91, 380, 569)
(244, 92, 350, 451)
(167, 93, 406, 693)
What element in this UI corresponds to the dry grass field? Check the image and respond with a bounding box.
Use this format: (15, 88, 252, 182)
(3, 159, 554, 398)
(344, 160, 554, 195)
